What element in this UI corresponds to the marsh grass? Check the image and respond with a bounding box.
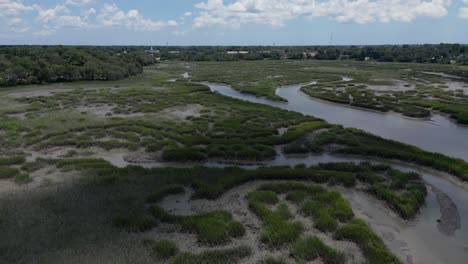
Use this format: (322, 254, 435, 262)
(148, 205, 245, 245)
(144, 239, 179, 260)
(250, 182, 399, 263)
(171, 245, 252, 264)
(247, 191, 303, 248)
(147, 185, 185, 203)
(262, 257, 288, 264)
(179, 210, 246, 245)
(112, 212, 157, 232)
(290, 236, 346, 264)
(14, 173, 32, 185)
(0, 167, 20, 179)
(334, 219, 400, 264)
(0, 156, 26, 166)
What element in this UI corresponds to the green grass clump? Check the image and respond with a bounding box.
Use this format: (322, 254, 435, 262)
(247, 191, 302, 248)
(247, 190, 279, 205)
(21, 158, 48, 172)
(285, 190, 309, 204)
(145, 239, 179, 260)
(147, 185, 185, 203)
(149, 205, 244, 245)
(14, 173, 32, 185)
(162, 147, 207, 162)
(334, 219, 401, 264)
(262, 257, 288, 264)
(0, 156, 26, 166)
(278, 121, 329, 144)
(0, 167, 20, 179)
(299, 190, 354, 232)
(180, 210, 245, 245)
(290, 236, 346, 264)
(171, 245, 251, 264)
(148, 205, 179, 223)
(112, 213, 157, 232)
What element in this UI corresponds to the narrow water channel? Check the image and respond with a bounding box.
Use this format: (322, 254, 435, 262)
(196, 80, 468, 264)
(203, 81, 468, 161)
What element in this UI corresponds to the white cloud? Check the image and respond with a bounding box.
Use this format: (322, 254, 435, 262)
(460, 8, 468, 18)
(35, 5, 89, 30)
(65, 0, 93, 6)
(7, 17, 22, 26)
(83, 7, 96, 17)
(36, 5, 69, 23)
(96, 3, 177, 31)
(0, 0, 34, 34)
(0, 0, 33, 16)
(0, 1, 178, 36)
(193, 0, 453, 28)
(460, 0, 468, 19)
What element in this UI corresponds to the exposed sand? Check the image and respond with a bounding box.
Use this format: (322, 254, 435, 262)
(364, 80, 415, 91)
(339, 185, 468, 264)
(0, 165, 81, 195)
(277, 127, 288, 136)
(430, 185, 461, 236)
(422, 72, 465, 80)
(7, 89, 73, 98)
(157, 181, 365, 263)
(123, 152, 161, 164)
(158, 104, 203, 121)
(76, 105, 115, 117)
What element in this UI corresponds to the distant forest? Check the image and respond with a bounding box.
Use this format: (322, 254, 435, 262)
(0, 46, 153, 87)
(157, 44, 468, 64)
(1, 44, 467, 87)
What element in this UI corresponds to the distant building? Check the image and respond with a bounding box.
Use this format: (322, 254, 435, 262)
(303, 52, 318, 58)
(226, 51, 249, 55)
(169, 51, 180, 54)
(146, 46, 160, 54)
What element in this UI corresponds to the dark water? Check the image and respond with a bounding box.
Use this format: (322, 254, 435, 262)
(204, 82, 468, 161)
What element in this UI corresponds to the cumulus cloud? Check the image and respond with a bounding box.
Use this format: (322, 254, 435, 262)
(0, 1, 178, 36)
(193, 0, 453, 28)
(96, 3, 177, 31)
(65, 0, 93, 6)
(0, 0, 33, 16)
(35, 5, 89, 34)
(460, 0, 468, 18)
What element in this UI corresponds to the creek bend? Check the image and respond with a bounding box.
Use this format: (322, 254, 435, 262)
(203, 81, 468, 162)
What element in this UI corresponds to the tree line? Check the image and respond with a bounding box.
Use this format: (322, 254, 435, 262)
(156, 44, 468, 64)
(0, 46, 154, 87)
(1, 44, 467, 87)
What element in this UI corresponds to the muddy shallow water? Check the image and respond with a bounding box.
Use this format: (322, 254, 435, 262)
(204, 81, 468, 161)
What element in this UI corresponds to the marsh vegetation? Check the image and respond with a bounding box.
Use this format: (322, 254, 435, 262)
(0, 60, 467, 263)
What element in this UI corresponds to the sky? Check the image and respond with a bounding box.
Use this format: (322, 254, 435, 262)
(1, 0, 468, 45)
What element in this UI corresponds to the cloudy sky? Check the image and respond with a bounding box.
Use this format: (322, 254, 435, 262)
(1, 0, 468, 45)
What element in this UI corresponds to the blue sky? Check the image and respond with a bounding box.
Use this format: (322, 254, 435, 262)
(1, 0, 468, 45)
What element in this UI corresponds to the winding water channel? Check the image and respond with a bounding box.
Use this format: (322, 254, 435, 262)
(197, 80, 468, 264)
(203, 81, 468, 161)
